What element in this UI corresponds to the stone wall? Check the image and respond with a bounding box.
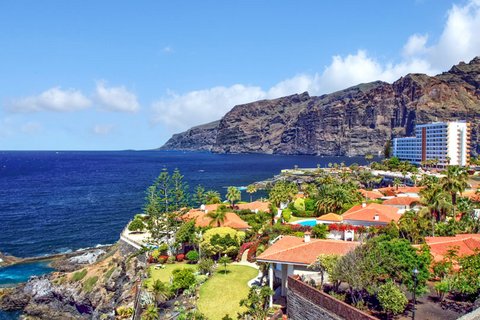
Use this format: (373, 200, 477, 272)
(287, 276, 378, 320)
(118, 239, 146, 264)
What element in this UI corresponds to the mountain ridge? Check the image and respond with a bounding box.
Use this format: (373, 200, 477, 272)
(160, 57, 480, 156)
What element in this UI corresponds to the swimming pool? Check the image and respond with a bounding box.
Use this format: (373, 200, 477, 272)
(294, 219, 317, 227)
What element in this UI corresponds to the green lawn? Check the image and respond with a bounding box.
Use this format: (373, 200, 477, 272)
(198, 265, 258, 319)
(289, 215, 308, 222)
(145, 263, 197, 287)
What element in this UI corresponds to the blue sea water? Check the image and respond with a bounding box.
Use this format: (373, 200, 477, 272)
(0, 261, 53, 287)
(0, 151, 367, 258)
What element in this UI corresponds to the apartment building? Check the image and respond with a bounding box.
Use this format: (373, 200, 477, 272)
(392, 121, 470, 166)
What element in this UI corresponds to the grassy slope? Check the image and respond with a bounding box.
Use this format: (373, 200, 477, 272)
(145, 263, 197, 287)
(198, 265, 258, 320)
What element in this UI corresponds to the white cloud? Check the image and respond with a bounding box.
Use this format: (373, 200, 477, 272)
(403, 34, 429, 57)
(152, 85, 266, 129)
(21, 121, 43, 134)
(6, 87, 91, 113)
(92, 124, 114, 135)
(95, 81, 140, 113)
(427, 0, 480, 70)
(152, 0, 480, 132)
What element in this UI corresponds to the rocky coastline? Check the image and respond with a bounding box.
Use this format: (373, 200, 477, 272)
(0, 242, 143, 319)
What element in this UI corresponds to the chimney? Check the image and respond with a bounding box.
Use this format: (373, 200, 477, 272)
(304, 231, 311, 243)
(205, 209, 208, 214)
(200, 204, 206, 211)
(373, 214, 379, 221)
(362, 202, 367, 208)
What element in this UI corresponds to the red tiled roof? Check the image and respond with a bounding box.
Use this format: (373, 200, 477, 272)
(342, 203, 401, 223)
(359, 189, 384, 200)
(377, 186, 424, 196)
(237, 201, 271, 212)
(382, 196, 421, 206)
(462, 190, 480, 202)
(182, 210, 250, 230)
(316, 213, 343, 222)
(256, 236, 359, 265)
(424, 234, 480, 262)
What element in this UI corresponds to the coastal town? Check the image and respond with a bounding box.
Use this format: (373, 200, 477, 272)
(112, 120, 480, 319)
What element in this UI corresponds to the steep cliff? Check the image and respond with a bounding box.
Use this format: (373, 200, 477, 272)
(160, 57, 480, 156)
(159, 120, 220, 151)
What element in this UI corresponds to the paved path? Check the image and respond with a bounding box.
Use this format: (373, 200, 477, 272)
(232, 249, 263, 287)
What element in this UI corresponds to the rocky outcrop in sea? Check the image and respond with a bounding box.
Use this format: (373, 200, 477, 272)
(160, 57, 480, 156)
(0, 243, 143, 319)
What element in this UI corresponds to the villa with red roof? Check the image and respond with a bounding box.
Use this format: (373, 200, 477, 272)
(382, 196, 421, 212)
(377, 186, 424, 197)
(342, 203, 402, 226)
(237, 200, 271, 213)
(358, 189, 384, 200)
(424, 234, 480, 262)
(182, 209, 250, 230)
(256, 234, 359, 306)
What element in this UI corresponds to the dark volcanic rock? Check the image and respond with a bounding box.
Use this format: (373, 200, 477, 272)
(159, 120, 220, 151)
(160, 57, 480, 156)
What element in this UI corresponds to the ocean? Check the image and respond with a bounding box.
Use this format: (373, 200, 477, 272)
(0, 151, 368, 258)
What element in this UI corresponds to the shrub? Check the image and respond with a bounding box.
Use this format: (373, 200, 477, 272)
(128, 218, 144, 232)
(195, 274, 209, 285)
(71, 269, 87, 282)
(293, 231, 304, 237)
(247, 241, 259, 263)
(176, 254, 185, 262)
(293, 198, 305, 212)
(158, 243, 169, 254)
(186, 250, 199, 263)
(83, 276, 98, 293)
(158, 255, 169, 264)
(282, 209, 292, 222)
(312, 224, 328, 239)
(151, 249, 160, 261)
(435, 280, 450, 301)
(116, 306, 133, 319)
(167, 256, 176, 264)
(377, 281, 408, 316)
(172, 268, 196, 291)
(198, 258, 214, 275)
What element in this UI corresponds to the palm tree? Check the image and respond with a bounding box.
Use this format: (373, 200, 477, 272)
(142, 304, 159, 320)
(207, 209, 227, 227)
(420, 185, 453, 222)
(268, 181, 297, 224)
(246, 184, 257, 202)
(393, 177, 402, 190)
(205, 190, 221, 204)
(226, 186, 241, 208)
(218, 254, 232, 274)
(441, 165, 468, 205)
(151, 280, 170, 305)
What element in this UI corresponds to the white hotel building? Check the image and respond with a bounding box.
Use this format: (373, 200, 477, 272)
(393, 121, 471, 166)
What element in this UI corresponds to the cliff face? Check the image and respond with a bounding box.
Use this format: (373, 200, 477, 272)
(159, 120, 220, 151)
(161, 57, 480, 156)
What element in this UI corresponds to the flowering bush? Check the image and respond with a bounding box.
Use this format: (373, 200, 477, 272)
(158, 255, 169, 264)
(176, 254, 185, 262)
(236, 242, 254, 261)
(328, 224, 359, 232)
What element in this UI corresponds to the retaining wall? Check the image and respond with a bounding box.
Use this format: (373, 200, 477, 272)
(287, 276, 378, 320)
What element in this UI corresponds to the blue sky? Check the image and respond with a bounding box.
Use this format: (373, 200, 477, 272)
(1, 0, 479, 150)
